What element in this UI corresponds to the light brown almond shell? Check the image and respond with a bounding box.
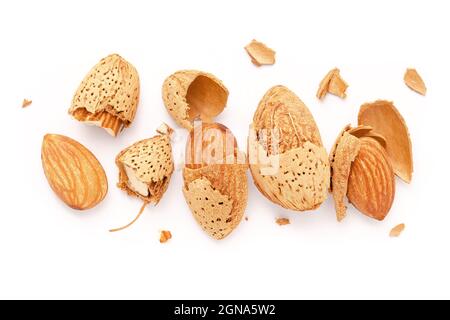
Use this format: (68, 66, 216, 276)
(69, 54, 140, 135)
(162, 70, 229, 130)
(316, 68, 348, 100)
(404, 69, 426, 96)
(244, 40, 276, 66)
(183, 163, 248, 240)
(116, 134, 174, 203)
(358, 100, 413, 183)
(42, 134, 108, 210)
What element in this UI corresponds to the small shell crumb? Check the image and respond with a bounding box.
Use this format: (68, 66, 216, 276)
(317, 68, 348, 100)
(404, 68, 426, 95)
(22, 99, 32, 108)
(245, 216, 249, 221)
(244, 40, 276, 66)
(276, 218, 290, 226)
(160, 230, 172, 243)
(389, 224, 405, 238)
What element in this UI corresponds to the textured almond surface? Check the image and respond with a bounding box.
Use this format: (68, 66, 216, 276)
(358, 100, 413, 183)
(116, 134, 174, 203)
(244, 40, 276, 66)
(347, 138, 395, 221)
(249, 86, 329, 211)
(42, 134, 108, 210)
(330, 130, 361, 221)
(390, 224, 405, 237)
(316, 68, 348, 100)
(183, 123, 247, 240)
(162, 70, 228, 130)
(69, 54, 140, 135)
(404, 68, 426, 95)
(183, 164, 248, 240)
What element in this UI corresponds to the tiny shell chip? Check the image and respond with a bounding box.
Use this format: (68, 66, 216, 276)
(244, 40, 276, 66)
(276, 218, 290, 226)
(358, 100, 413, 183)
(162, 70, 229, 130)
(22, 99, 32, 108)
(69, 54, 140, 137)
(390, 223, 405, 237)
(316, 68, 348, 100)
(404, 69, 426, 96)
(160, 230, 172, 243)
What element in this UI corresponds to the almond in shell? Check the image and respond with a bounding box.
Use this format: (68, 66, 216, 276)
(162, 70, 229, 130)
(69, 54, 140, 137)
(111, 125, 174, 232)
(248, 86, 330, 211)
(330, 125, 395, 221)
(183, 123, 248, 240)
(41, 134, 108, 210)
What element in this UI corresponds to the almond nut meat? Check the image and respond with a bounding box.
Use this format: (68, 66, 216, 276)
(358, 100, 413, 183)
(41, 134, 108, 210)
(162, 70, 229, 130)
(183, 123, 248, 240)
(110, 125, 174, 232)
(69, 54, 140, 137)
(330, 125, 395, 221)
(248, 86, 330, 211)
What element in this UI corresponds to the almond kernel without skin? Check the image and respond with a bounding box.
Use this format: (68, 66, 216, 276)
(41, 134, 108, 210)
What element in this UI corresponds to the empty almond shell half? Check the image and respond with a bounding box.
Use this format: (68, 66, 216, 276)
(183, 123, 248, 240)
(248, 86, 330, 211)
(358, 100, 413, 183)
(69, 54, 140, 137)
(162, 70, 229, 130)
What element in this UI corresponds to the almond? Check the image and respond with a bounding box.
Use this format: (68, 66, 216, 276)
(347, 137, 395, 221)
(110, 126, 174, 232)
(330, 125, 395, 221)
(69, 54, 140, 137)
(41, 134, 108, 210)
(183, 123, 248, 240)
(358, 100, 413, 183)
(248, 86, 330, 211)
(162, 70, 229, 130)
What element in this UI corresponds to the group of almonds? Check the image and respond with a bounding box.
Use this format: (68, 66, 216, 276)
(40, 40, 424, 241)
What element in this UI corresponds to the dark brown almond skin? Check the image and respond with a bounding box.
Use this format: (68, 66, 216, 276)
(347, 138, 395, 221)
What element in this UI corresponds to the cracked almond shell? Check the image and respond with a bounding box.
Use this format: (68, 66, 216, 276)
(330, 126, 395, 221)
(248, 86, 330, 211)
(404, 68, 426, 95)
(116, 130, 174, 203)
(183, 123, 248, 240)
(358, 100, 413, 183)
(162, 70, 229, 130)
(69, 54, 140, 137)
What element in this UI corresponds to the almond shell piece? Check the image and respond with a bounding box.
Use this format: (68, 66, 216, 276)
(244, 40, 276, 66)
(404, 69, 426, 95)
(162, 70, 229, 130)
(183, 163, 248, 240)
(69, 54, 140, 136)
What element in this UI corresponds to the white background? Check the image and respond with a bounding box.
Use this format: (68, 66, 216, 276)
(0, 0, 449, 299)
